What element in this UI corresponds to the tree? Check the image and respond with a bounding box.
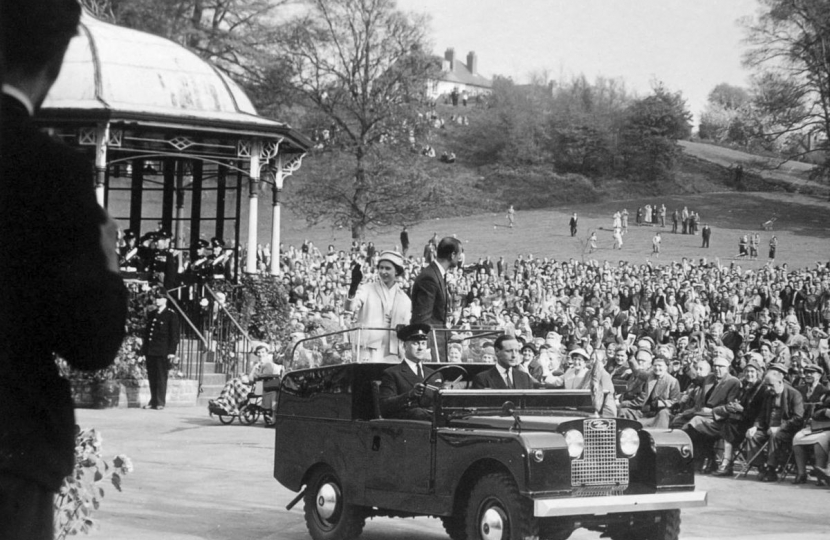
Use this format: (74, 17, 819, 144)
(699, 83, 755, 146)
(104, 0, 291, 113)
(281, 0, 440, 239)
(742, 0, 830, 171)
(619, 83, 692, 182)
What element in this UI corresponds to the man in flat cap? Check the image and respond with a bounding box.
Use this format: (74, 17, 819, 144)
(746, 364, 805, 481)
(472, 335, 535, 389)
(379, 324, 442, 420)
(1, 1, 128, 537)
(682, 355, 742, 472)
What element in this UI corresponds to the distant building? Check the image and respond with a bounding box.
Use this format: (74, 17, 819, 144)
(427, 48, 492, 100)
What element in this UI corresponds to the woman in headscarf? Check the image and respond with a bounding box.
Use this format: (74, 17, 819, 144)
(346, 251, 411, 362)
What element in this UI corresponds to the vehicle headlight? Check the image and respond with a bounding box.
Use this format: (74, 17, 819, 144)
(619, 428, 640, 457)
(565, 430, 584, 458)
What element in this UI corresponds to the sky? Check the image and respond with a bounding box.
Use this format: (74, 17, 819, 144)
(398, 0, 761, 127)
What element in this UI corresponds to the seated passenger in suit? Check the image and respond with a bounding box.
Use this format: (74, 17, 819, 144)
(379, 324, 443, 420)
(472, 335, 535, 389)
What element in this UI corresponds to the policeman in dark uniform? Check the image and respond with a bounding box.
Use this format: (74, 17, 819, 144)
(141, 292, 180, 409)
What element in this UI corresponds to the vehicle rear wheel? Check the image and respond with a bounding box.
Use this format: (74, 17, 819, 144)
(464, 472, 537, 540)
(240, 405, 259, 425)
(303, 466, 366, 540)
(217, 413, 235, 425)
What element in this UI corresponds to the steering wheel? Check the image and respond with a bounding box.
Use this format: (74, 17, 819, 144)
(419, 365, 468, 407)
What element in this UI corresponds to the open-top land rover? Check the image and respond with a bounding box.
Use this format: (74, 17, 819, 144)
(273, 360, 706, 540)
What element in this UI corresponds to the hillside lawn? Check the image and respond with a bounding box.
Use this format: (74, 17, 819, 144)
(278, 191, 830, 271)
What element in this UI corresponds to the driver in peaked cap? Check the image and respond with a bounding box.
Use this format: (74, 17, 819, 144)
(379, 323, 443, 420)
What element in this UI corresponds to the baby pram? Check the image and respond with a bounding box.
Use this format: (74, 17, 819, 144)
(761, 217, 776, 230)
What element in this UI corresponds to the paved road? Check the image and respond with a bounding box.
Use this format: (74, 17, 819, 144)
(78, 407, 830, 540)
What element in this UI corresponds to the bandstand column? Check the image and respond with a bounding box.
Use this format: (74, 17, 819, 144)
(94, 123, 109, 207)
(246, 141, 262, 274)
(270, 157, 284, 276)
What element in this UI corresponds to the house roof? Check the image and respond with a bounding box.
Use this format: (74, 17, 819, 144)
(40, 11, 310, 151)
(439, 60, 492, 89)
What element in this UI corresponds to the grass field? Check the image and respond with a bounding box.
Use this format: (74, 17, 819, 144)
(277, 191, 830, 270)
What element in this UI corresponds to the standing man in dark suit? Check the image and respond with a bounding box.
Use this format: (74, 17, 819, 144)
(473, 335, 535, 389)
(701, 224, 711, 248)
(142, 293, 181, 410)
(569, 213, 578, 237)
(1, 2, 128, 537)
(411, 236, 462, 361)
(379, 324, 443, 420)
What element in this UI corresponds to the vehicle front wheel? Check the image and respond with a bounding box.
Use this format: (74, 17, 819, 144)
(464, 472, 537, 540)
(605, 510, 680, 540)
(643, 510, 680, 540)
(303, 466, 366, 540)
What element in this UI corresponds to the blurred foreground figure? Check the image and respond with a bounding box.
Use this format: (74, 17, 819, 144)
(0, 1, 128, 538)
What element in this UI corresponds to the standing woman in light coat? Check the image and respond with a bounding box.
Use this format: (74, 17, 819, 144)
(346, 251, 412, 362)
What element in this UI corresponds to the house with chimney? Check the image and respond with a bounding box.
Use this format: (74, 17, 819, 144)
(427, 48, 492, 100)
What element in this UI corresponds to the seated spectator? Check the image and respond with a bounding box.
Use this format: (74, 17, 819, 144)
(618, 353, 680, 428)
(682, 354, 742, 473)
(746, 364, 805, 482)
(794, 390, 830, 484)
(713, 357, 766, 476)
(209, 344, 276, 415)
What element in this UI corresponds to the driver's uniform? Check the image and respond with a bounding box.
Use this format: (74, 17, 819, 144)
(379, 359, 443, 420)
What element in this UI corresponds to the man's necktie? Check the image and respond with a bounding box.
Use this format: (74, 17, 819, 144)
(417, 363, 424, 381)
(506, 368, 514, 389)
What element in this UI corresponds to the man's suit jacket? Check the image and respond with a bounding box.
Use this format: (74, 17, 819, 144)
(379, 361, 441, 419)
(473, 366, 535, 390)
(411, 261, 448, 327)
(758, 384, 805, 435)
(143, 308, 180, 357)
(690, 374, 741, 416)
(640, 373, 681, 413)
(0, 94, 128, 491)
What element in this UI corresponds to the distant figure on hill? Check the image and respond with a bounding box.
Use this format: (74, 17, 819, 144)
(507, 205, 515, 228)
(589, 231, 597, 253)
(400, 226, 410, 257)
(569, 213, 578, 236)
(701, 224, 711, 248)
(769, 236, 778, 261)
(613, 227, 624, 250)
(672, 209, 679, 233)
(621, 208, 629, 230)
(652, 232, 662, 256)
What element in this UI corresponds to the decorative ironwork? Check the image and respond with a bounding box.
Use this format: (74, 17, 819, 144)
(107, 129, 122, 147)
(281, 153, 306, 179)
(168, 136, 194, 151)
(237, 140, 252, 158)
(78, 128, 97, 146)
(260, 140, 280, 160)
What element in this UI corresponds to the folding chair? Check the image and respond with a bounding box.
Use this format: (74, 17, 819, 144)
(736, 439, 768, 479)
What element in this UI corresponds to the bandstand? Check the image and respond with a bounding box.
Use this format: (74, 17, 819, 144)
(37, 11, 310, 279)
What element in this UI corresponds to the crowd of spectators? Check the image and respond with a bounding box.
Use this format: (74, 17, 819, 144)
(272, 237, 830, 485)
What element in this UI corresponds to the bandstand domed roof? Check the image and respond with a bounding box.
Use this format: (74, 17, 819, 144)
(40, 11, 309, 150)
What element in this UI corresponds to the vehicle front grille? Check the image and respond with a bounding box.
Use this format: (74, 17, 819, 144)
(571, 418, 629, 487)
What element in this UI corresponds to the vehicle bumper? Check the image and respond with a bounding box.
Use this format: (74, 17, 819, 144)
(533, 490, 707, 518)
